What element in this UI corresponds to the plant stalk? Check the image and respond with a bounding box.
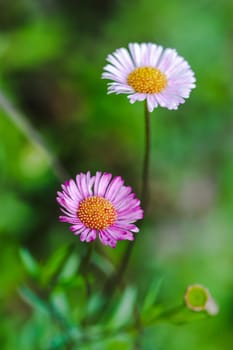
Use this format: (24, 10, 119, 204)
(103, 101, 151, 296)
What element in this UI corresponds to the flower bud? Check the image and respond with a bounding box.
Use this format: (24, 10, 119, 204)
(184, 284, 218, 316)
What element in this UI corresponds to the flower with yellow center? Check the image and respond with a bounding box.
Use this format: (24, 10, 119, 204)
(102, 42, 196, 112)
(57, 171, 143, 248)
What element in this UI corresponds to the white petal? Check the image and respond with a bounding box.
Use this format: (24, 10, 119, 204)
(128, 93, 146, 103)
(128, 43, 142, 66)
(146, 94, 158, 112)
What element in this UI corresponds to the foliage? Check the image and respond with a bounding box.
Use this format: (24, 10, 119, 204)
(17, 247, 212, 349)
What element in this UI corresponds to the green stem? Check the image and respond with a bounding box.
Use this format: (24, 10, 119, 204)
(103, 101, 151, 295)
(141, 100, 151, 210)
(0, 91, 68, 182)
(79, 243, 95, 300)
(78, 242, 94, 274)
(146, 304, 185, 325)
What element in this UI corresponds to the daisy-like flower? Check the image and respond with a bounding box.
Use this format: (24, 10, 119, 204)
(57, 171, 143, 248)
(102, 42, 196, 112)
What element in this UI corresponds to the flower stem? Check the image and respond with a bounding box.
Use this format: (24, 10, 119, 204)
(117, 101, 151, 270)
(79, 242, 95, 274)
(103, 101, 151, 295)
(141, 100, 151, 210)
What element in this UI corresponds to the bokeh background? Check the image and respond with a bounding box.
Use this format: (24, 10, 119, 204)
(1, 0, 233, 349)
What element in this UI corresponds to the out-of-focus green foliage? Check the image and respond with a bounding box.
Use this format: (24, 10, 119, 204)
(1, 0, 233, 349)
(17, 246, 214, 349)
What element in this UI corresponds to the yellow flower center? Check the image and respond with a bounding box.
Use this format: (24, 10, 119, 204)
(77, 196, 117, 230)
(127, 66, 167, 94)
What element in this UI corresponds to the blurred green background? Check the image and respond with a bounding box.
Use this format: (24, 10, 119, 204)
(0, 0, 233, 349)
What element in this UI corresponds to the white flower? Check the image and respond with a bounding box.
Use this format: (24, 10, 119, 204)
(102, 43, 196, 112)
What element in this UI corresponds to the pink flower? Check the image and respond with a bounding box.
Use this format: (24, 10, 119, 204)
(57, 171, 143, 248)
(102, 42, 196, 112)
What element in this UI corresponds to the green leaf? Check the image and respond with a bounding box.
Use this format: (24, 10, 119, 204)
(92, 251, 115, 276)
(144, 304, 209, 327)
(86, 293, 104, 318)
(164, 306, 209, 325)
(19, 248, 40, 278)
(88, 335, 133, 350)
(108, 286, 137, 329)
(40, 243, 75, 287)
(50, 290, 69, 318)
(142, 276, 163, 313)
(19, 286, 50, 315)
(48, 334, 71, 350)
(141, 304, 164, 326)
(18, 313, 52, 349)
(58, 252, 80, 282)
